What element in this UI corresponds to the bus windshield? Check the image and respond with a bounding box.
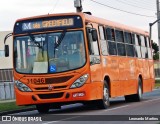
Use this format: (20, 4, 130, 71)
(14, 31, 86, 74)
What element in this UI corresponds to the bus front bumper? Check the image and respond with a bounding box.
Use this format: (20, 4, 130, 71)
(15, 82, 103, 106)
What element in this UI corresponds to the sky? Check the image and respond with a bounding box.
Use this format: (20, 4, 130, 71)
(0, 0, 158, 43)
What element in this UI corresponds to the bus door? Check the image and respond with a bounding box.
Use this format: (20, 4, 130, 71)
(86, 27, 103, 85)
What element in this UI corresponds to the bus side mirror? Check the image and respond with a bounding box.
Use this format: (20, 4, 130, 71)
(91, 29, 98, 41)
(5, 45, 9, 57)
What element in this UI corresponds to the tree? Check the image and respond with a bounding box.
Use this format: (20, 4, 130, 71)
(152, 42, 159, 60)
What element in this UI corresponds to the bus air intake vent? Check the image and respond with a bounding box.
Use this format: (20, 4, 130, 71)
(35, 86, 67, 91)
(38, 92, 64, 99)
(45, 76, 73, 84)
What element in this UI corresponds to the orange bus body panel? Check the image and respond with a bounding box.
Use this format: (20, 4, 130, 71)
(13, 12, 155, 106)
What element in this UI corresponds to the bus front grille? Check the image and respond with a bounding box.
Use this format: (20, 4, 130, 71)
(34, 85, 67, 91)
(45, 76, 73, 84)
(38, 92, 64, 99)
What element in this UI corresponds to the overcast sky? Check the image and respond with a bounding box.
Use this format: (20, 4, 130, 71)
(0, 0, 158, 43)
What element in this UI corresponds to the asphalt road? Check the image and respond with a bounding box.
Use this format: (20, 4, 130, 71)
(1, 89, 160, 124)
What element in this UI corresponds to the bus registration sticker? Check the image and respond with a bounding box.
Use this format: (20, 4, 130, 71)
(50, 65, 57, 72)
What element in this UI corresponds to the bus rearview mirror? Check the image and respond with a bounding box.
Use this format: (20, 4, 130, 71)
(5, 45, 9, 57)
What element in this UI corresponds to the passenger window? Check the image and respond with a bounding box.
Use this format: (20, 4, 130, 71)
(146, 37, 151, 48)
(124, 32, 132, 44)
(135, 34, 141, 46)
(140, 36, 145, 47)
(141, 47, 148, 59)
(115, 30, 124, 42)
(108, 42, 117, 55)
(132, 34, 135, 44)
(106, 28, 115, 41)
(144, 37, 148, 47)
(126, 44, 135, 57)
(148, 48, 152, 59)
(99, 26, 108, 56)
(117, 43, 126, 56)
(135, 46, 141, 58)
(99, 26, 105, 40)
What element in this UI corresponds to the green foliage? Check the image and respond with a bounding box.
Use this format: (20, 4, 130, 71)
(0, 102, 33, 112)
(152, 42, 159, 60)
(153, 52, 159, 60)
(152, 42, 159, 54)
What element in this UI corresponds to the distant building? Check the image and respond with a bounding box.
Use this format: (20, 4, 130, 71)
(0, 31, 13, 69)
(0, 31, 14, 100)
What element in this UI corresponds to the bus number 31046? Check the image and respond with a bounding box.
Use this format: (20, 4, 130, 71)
(27, 78, 45, 84)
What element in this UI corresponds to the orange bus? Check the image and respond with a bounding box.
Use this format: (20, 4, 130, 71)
(5, 12, 155, 113)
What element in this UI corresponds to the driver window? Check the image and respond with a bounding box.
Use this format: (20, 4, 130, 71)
(88, 28, 99, 55)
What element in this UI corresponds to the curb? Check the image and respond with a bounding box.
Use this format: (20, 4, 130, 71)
(0, 107, 36, 116)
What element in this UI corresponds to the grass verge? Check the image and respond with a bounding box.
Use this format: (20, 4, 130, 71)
(155, 80, 160, 88)
(0, 102, 34, 112)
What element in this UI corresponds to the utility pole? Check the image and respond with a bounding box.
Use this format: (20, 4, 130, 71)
(157, 0, 160, 60)
(74, 0, 83, 12)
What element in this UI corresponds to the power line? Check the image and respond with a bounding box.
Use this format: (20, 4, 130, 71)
(90, 0, 156, 18)
(115, 0, 155, 11)
(52, 0, 59, 12)
(48, 0, 59, 14)
(123, 0, 156, 7)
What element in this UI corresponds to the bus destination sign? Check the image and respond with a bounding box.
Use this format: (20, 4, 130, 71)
(22, 18, 74, 31)
(14, 15, 83, 34)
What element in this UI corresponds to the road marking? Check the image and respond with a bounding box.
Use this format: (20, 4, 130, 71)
(104, 97, 160, 112)
(104, 104, 129, 111)
(42, 116, 81, 124)
(141, 97, 160, 103)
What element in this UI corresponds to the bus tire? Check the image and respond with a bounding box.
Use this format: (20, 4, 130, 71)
(36, 104, 50, 113)
(125, 78, 142, 102)
(133, 78, 143, 101)
(96, 80, 110, 109)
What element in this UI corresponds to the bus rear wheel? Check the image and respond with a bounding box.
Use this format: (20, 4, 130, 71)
(96, 81, 110, 109)
(125, 78, 142, 102)
(36, 104, 50, 113)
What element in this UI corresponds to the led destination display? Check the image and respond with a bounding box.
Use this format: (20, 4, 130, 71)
(14, 15, 83, 34)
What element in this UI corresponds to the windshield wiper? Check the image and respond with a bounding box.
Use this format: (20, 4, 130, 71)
(28, 33, 41, 48)
(54, 30, 66, 48)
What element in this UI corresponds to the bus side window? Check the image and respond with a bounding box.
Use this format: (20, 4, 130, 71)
(131, 33, 135, 45)
(98, 26, 105, 40)
(115, 29, 126, 56)
(135, 34, 140, 46)
(115, 30, 124, 43)
(141, 36, 148, 59)
(99, 25, 108, 55)
(106, 27, 117, 55)
(135, 34, 141, 58)
(125, 32, 135, 57)
(144, 37, 148, 47)
(146, 37, 152, 59)
(144, 36, 148, 58)
(124, 32, 132, 44)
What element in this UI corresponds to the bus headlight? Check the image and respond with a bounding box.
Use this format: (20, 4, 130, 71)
(70, 74, 89, 89)
(15, 80, 32, 92)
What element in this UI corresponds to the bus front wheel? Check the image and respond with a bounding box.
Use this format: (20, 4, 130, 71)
(36, 104, 50, 113)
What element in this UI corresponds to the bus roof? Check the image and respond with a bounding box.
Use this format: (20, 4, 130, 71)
(15, 12, 149, 36)
(83, 13, 149, 36)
